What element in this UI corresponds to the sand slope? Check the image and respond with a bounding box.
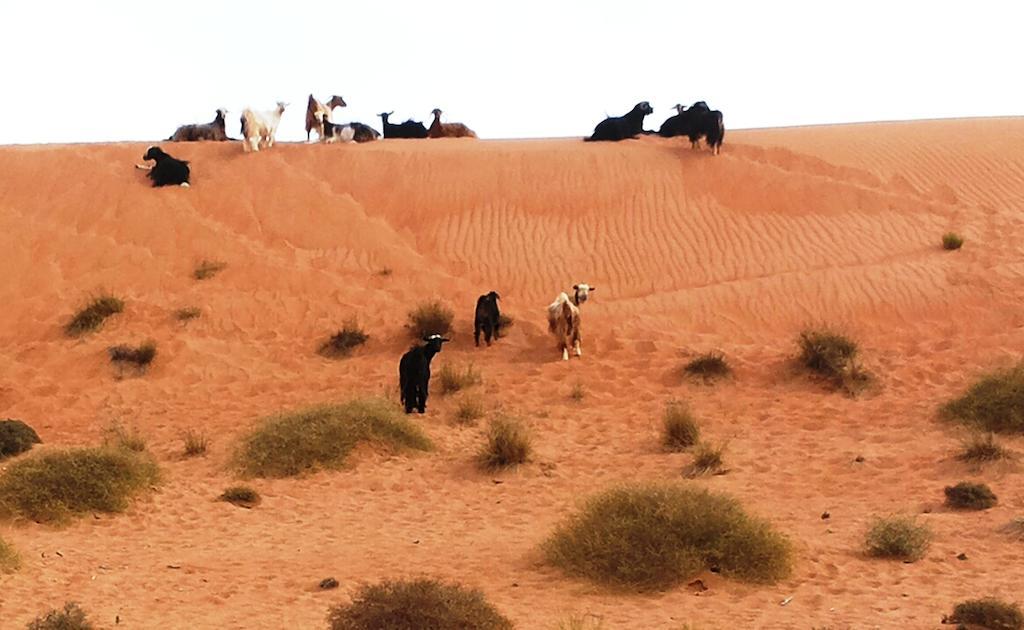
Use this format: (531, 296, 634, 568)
(1, 119, 1024, 629)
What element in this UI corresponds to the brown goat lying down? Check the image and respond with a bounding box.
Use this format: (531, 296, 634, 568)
(428, 108, 477, 138)
(169, 109, 229, 141)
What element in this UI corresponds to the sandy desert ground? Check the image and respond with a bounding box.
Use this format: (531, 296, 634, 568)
(1, 118, 1023, 629)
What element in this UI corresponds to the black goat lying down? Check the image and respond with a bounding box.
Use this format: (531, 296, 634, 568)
(378, 112, 429, 139)
(399, 334, 450, 414)
(136, 146, 190, 187)
(474, 291, 501, 347)
(585, 101, 653, 141)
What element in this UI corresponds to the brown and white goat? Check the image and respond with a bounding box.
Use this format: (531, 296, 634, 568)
(547, 284, 595, 361)
(305, 94, 347, 142)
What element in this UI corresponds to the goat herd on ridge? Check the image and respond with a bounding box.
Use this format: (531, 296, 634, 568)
(133, 94, 724, 414)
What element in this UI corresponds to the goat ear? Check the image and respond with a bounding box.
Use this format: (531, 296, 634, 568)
(572, 284, 578, 290)
(589, 286, 596, 292)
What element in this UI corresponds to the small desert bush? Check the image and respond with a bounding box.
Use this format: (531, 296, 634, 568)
(193, 259, 227, 280)
(683, 352, 732, 382)
(319, 322, 370, 359)
(0, 419, 42, 460)
(569, 382, 586, 402)
(234, 398, 432, 478)
(685, 441, 725, 477)
(544, 483, 792, 591)
(327, 578, 513, 630)
(0, 447, 160, 524)
(174, 306, 201, 322)
(65, 294, 123, 337)
(797, 328, 872, 394)
(1001, 518, 1024, 542)
(957, 432, 1014, 464)
(942, 232, 965, 251)
(407, 300, 454, 338)
(107, 341, 157, 369)
(864, 515, 931, 562)
(181, 429, 209, 457)
(103, 421, 147, 453)
(942, 363, 1024, 434)
(556, 614, 605, 630)
(948, 597, 1023, 630)
(0, 536, 19, 573)
(438, 363, 482, 395)
(478, 416, 532, 471)
(452, 395, 486, 425)
(220, 485, 261, 509)
(945, 481, 998, 510)
(26, 602, 95, 630)
(662, 402, 700, 451)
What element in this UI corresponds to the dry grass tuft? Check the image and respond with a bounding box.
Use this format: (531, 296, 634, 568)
(797, 328, 873, 395)
(193, 259, 227, 280)
(477, 416, 532, 471)
(662, 402, 700, 451)
(452, 395, 487, 426)
(319, 321, 370, 359)
(944, 481, 998, 510)
(65, 294, 123, 337)
(407, 300, 454, 338)
(943, 363, 1024, 434)
(942, 232, 965, 250)
(437, 363, 482, 395)
(107, 341, 157, 371)
(103, 421, 147, 453)
(26, 602, 96, 630)
(220, 485, 261, 509)
(864, 515, 931, 562)
(947, 597, 1023, 629)
(544, 483, 792, 591)
(957, 432, 1015, 464)
(1000, 517, 1024, 542)
(174, 306, 201, 322)
(684, 441, 726, 477)
(0, 535, 19, 573)
(569, 382, 586, 402)
(683, 352, 732, 383)
(327, 578, 513, 630)
(181, 429, 209, 457)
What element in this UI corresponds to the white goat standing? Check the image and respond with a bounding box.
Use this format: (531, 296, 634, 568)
(240, 101, 287, 152)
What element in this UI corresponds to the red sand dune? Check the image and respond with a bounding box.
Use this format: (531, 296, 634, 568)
(2, 119, 1024, 628)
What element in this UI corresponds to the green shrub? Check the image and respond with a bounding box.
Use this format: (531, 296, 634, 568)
(319, 322, 369, 359)
(65, 295, 123, 337)
(452, 395, 486, 425)
(0, 447, 160, 525)
(219, 485, 261, 509)
(683, 352, 732, 382)
(234, 399, 432, 478)
(0, 419, 42, 460)
(182, 429, 209, 457)
(327, 578, 513, 630)
(193, 259, 227, 280)
(942, 363, 1024, 434)
(478, 416, 531, 471)
(948, 597, 1023, 629)
(944, 481, 998, 510)
(103, 421, 147, 453)
(544, 483, 792, 591)
(685, 441, 725, 477)
(407, 301, 454, 338)
(26, 602, 95, 630)
(174, 306, 201, 322)
(0, 535, 19, 573)
(662, 402, 700, 451)
(107, 341, 157, 369)
(864, 515, 931, 561)
(797, 328, 872, 394)
(957, 433, 1014, 464)
(942, 232, 965, 251)
(437, 363, 482, 395)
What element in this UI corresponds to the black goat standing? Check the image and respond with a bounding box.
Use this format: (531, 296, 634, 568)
(378, 112, 429, 139)
(138, 146, 190, 187)
(399, 335, 450, 414)
(474, 291, 501, 347)
(585, 101, 653, 141)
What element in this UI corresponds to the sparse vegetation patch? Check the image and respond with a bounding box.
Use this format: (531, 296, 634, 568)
(319, 322, 369, 359)
(0, 447, 160, 524)
(220, 485, 261, 509)
(65, 294, 123, 337)
(0, 419, 42, 460)
(478, 416, 532, 471)
(685, 441, 726, 477)
(193, 259, 227, 280)
(947, 597, 1023, 630)
(407, 300, 454, 338)
(234, 398, 432, 478)
(864, 515, 931, 562)
(662, 402, 700, 451)
(103, 421, 147, 453)
(569, 382, 586, 402)
(0, 535, 19, 573)
(108, 341, 157, 370)
(544, 483, 792, 591)
(957, 432, 1014, 464)
(182, 429, 209, 457)
(943, 363, 1024, 434)
(684, 352, 732, 382)
(452, 395, 486, 425)
(327, 578, 513, 630)
(945, 481, 998, 510)
(797, 328, 873, 395)
(942, 232, 965, 251)
(437, 363, 482, 395)
(174, 306, 201, 322)
(27, 602, 95, 630)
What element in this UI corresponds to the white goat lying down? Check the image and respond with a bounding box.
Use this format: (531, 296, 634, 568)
(547, 283, 595, 361)
(240, 101, 287, 152)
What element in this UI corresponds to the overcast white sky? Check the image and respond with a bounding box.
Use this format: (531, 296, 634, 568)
(1, 1, 1020, 144)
